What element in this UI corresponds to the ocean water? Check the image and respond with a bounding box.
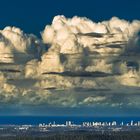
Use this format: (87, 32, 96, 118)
(0, 116, 139, 125)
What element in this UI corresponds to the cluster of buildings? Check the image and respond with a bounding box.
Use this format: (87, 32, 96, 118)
(38, 120, 140, 128)
(0, 120, 140, 133)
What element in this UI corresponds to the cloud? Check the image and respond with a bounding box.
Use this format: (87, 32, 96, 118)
(41, 16, 140, 55)
(79, 96, 107, 106)
(0, 26, 44, 64)
(40, 15, 140, 76)
(0, 16, 140, 112)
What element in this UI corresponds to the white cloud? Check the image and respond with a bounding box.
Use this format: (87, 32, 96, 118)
(0, 16, 140, 109)
(0, 26, 44, 63)
(79, 96, 107, 106)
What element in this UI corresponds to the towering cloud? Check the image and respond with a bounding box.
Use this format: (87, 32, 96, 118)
(0, 26, 44, 63)
(42, 16, 140, 54)
(0, 16, 140, 109)
(40, 16, 140, 76)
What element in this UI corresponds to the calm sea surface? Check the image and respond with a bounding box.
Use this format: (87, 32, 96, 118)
(0, 116, 139, 125)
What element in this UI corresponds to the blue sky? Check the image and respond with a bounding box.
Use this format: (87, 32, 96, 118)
(0, 0, 139, 36)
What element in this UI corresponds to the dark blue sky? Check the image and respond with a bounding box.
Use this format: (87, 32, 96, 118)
(0, 0, 139, 37)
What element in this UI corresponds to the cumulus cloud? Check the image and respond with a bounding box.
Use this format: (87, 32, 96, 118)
(40, 15, 140, 76)
(41, 16, 140, 54)
(0, 16, 140, 110)
(0, 26, 45, 64)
